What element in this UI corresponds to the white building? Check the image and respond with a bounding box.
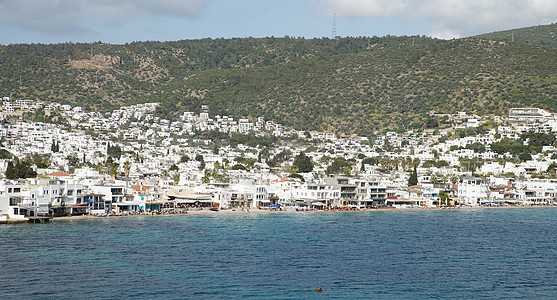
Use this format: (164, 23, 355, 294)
(457, 177, 488, 205)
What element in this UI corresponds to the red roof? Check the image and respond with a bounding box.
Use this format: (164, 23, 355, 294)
(272, 178, 292, 182)
(131, 185, 154, 192)
(47, 171, 71, 177)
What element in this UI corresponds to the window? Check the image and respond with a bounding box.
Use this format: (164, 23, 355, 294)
(111, 188, 123, 195)
(67, 190, 74, 196)
(9, 197, 23, 206)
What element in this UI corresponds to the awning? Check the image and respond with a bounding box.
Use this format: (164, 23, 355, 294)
(175, 199, 213, 203)
(166, 190, 213, 201)
(113, 202, 141, 206)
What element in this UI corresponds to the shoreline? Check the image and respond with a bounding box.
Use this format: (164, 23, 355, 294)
(48, 204, 557, 222)
(3, 205, 556, 224)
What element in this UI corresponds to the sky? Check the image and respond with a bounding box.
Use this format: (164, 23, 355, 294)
(0, 0, 556, 45)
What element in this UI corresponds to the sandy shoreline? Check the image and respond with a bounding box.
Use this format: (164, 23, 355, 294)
(2, 205, 555, 224)
(48, 204, 557, 222)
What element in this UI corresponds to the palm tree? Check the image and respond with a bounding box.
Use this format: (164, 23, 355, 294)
(172, 173, 180, 185)
(108, 163, 119, 179)
(123, 161, 131, 187)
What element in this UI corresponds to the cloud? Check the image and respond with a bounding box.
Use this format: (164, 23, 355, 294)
(0, 0, 211, 36)
(317, 0, 557, 38)
(317, 0, 409, 18)
(96, 0, 210, 18)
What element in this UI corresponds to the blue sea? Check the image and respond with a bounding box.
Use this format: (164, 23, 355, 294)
(2, 209, 557, 299)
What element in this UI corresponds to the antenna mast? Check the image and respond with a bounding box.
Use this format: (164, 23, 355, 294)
(332, 13, 337, 39)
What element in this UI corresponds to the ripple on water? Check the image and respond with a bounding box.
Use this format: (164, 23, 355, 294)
(1, 209, 557, 299)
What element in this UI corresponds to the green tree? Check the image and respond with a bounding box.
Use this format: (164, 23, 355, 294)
(107, 143, 122, 159)
(327, 157, 353, 175)
(231, 164, 247, 171)
(5, 161, 16, 179)
(288, 173, 305, 182)
(5, 158, 37, 180)
(293, 153, 313, 173)
(172, 173, 181, 185)
(66, 154, 80, 167)
(0, 149, 12, 159)
(201, 169, 211, 184)
(195, 154, 205, 170)
(519, 152, 532, 161)
(439, 191, 449, 206)
(51, 141, 59, 153)
(123, 161, 131, 187)
(408, 166, 418, 186)
(180, 154, 190, 163)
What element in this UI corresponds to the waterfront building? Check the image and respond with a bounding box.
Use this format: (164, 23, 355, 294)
(355, 178, 387, 208)
(457, 177, 489, 206)
(92, 185, 141, 212)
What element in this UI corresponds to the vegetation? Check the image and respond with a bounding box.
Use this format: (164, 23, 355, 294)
(0, 148, 13, 159)
(51, 141, 60, 153)
(180, 154, 190, 163)
(490, 132, 556, 157)
(1, 24, 555, 135)
(476, 23, 557, 48)
(326, 157, 354, 175)
(408, 166, 418, 186)
(107, 143, 122, 159)
(5, 158, 37, 179)
(288, 173, 305, 182)
(292, 153, 313, 173)
(266, 150, 292, 168)
(195, 154, 205, 170)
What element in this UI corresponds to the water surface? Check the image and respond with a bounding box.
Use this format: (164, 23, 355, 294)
(1, 209, 557, 299)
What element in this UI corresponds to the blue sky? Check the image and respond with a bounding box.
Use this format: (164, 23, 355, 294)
(0, 0, 555, 45)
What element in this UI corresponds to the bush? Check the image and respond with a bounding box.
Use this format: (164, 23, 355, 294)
(231, 164, 247, 170)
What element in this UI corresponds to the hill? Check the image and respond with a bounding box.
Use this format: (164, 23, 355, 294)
(0, 34, 556, 136)
(475, 23, 557, 48)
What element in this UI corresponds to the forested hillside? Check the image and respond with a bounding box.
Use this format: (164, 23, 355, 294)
(475, 23, 557, 48)
(1, 28, 556, 135)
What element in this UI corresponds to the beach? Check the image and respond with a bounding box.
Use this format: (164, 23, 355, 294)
(47, 204, 557, 222)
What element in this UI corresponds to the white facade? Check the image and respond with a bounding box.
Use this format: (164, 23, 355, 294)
(457, 177, 488, 205)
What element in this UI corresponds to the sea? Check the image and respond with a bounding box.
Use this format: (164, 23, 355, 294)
(1, 208, 557, 299)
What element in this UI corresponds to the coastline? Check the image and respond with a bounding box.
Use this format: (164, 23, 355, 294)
(2, 205, 555, 224)
(49, 204, 557, 222)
